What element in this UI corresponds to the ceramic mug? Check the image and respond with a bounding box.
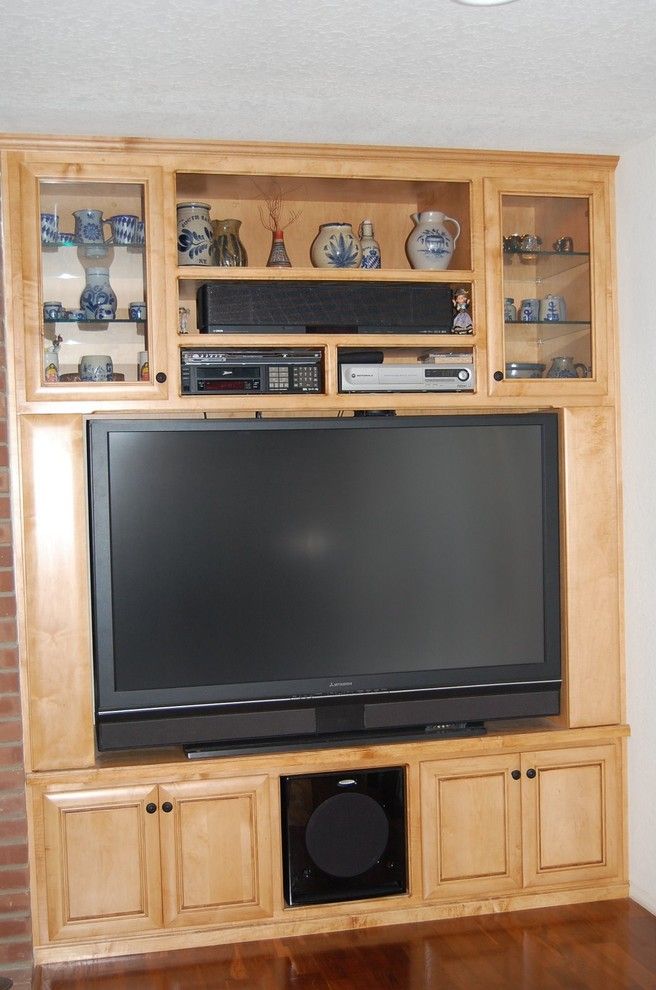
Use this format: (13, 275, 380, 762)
(43, 301, 65, 320)
(553, 236, 574, 253)
(40, 212, 59, 244)
(133, 220, 145, 246)
(106, 214, 138, 245)
(73, 209, 106, 244)
(519, 298, 540, 322)
(128, 302, 147, 321)
(95, 304, 116, 320)
(79, 354, 113, 382)
(539, 294, 567, 322)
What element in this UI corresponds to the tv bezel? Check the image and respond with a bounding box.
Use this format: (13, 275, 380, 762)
(87, 412, 562, 753)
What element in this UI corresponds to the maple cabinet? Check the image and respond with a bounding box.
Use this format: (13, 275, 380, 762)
(420, 741, 622, 903)
(0, 136, 626, 965)
(35, 774, 273, 943)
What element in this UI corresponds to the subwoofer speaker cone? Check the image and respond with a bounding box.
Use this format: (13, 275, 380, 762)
(281, 766, 407, 906)
(305, 792, 390, 877)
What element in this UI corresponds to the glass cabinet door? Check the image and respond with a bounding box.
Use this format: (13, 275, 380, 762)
(485, 178, 610, 396)
(18, 161, 167, 401)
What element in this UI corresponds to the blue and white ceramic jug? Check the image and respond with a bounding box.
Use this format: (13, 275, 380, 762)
(310, 223, 362, 269)
(79, 267, 117, 319)
(405, 211, 461, 270)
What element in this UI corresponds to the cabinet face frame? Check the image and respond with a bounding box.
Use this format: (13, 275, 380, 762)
(483, 175, 612, 399)
(16, 158, 170, 403)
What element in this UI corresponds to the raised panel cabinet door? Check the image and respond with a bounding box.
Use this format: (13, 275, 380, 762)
(40, 784, 163, 941)
(159, 775, 274, 928)
(521, 744, 622, 888)
(420, 754, 523, 901)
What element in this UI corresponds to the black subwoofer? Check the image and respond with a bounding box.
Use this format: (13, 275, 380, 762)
(281, 766, 407, 906)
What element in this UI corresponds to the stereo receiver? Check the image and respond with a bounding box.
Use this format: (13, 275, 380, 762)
(181, 348, 323, 395)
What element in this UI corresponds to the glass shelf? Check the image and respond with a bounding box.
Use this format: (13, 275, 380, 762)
(503, 250, 590, 281)
(45, 318, 146, 325)
(505, 320, 590, 326)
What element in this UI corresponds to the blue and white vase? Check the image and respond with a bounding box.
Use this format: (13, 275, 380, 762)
(405, 211, 461, 270)
(310, 222, 361, 269)
(177, 202, 213, 265)
(79, 267, 117, 320)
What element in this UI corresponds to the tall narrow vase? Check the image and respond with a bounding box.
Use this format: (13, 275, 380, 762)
(267, 229, 292, 268)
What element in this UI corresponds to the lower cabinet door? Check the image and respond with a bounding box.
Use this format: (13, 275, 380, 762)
(521, 743, 622, 888)
(41, 784, 164, 941)
(158, 775, 274, 928)
(420, 754, 523, 901)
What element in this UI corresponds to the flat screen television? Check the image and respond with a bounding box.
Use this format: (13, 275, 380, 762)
(87, 412, 561, 754)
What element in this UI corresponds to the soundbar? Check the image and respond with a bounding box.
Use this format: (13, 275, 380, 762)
(196, 280, 456, 334)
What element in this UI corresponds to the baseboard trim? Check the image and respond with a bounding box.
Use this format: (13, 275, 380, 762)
(32, 883, 630, 966)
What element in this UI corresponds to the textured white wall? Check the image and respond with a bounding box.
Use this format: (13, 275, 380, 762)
(616, 138, 656, 913)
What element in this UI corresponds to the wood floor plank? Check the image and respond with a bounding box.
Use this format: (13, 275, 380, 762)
(31, 899, 656, 990)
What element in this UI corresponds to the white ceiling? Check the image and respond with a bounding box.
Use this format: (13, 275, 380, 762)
(0, 0, 655, 156)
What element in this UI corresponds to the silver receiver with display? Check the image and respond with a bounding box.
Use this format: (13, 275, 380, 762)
(340, 362, 475, 392)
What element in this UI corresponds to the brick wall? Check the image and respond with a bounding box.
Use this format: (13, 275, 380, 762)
(0, 235, 33, 986)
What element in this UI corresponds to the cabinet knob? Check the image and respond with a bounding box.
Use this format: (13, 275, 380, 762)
(511, 769, 521, 780)
(155, 371, 167, 384)
(145, 802, 157, 814)
(493, 371, 504, 382)
(526, 768, 537, 779)
(161, 801, 173, 813)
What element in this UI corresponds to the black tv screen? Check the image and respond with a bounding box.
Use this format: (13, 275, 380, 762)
(88, 413, 561, 752)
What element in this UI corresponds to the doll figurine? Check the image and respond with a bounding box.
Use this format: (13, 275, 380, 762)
(452, 286, 473, 334)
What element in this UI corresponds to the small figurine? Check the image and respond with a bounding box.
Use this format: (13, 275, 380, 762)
(178, 306, 191, 334)
(452, 286, 473, 334)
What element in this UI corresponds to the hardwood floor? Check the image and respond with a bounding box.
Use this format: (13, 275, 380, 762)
(31, 899, 656, 989)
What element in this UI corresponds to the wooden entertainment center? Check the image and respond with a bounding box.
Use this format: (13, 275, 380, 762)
(0, 137, 626, 964)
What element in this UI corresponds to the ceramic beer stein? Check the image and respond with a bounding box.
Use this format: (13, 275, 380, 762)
(73, 209, 106, 244)
(539, 294, 567, 322)
(106, 214, 138, 245)
(79, 354, 113, 382)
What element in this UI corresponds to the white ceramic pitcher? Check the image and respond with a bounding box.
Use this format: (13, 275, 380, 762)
(405, 211, 460, 270)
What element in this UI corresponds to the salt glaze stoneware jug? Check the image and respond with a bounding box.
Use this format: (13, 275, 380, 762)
(177, 202, 213, 265)
(79, 267, 117, 319)
(405, 211, 461, 270)
(310, 222, 362, 268)
(546, 356, 590, 378)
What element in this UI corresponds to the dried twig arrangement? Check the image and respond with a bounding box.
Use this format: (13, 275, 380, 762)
(253, 180, 303, 233)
